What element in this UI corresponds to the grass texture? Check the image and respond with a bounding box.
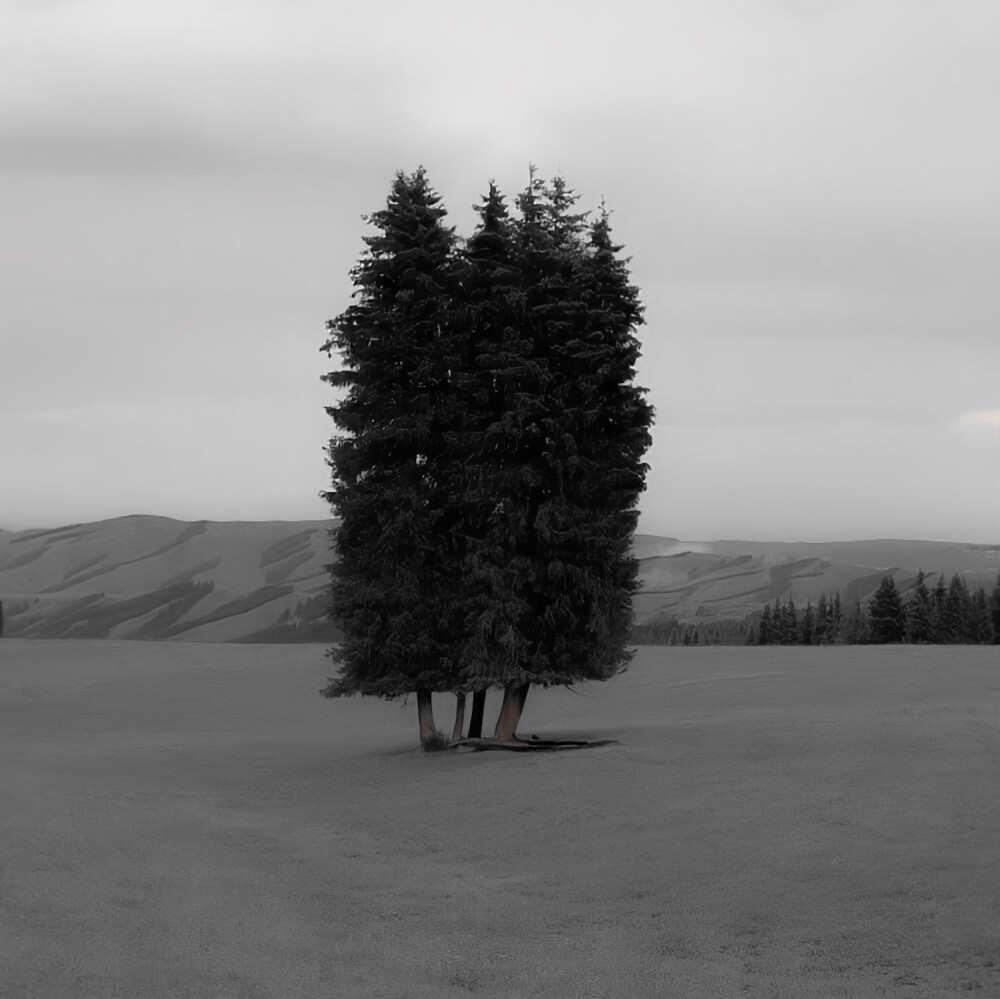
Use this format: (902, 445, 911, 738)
(1, 641, 997, 998)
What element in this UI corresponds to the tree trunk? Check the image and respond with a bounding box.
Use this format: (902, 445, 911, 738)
(467, 689, 487, 739)
(417, 690, 437, 749)
(493, 682, 530, 742)
(451, 692, 466, 743)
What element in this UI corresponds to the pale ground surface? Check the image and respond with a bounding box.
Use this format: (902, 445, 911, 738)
(1, 641, 998, 999)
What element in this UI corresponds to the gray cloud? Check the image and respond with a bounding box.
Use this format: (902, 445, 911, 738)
(1, 0, 997, 540)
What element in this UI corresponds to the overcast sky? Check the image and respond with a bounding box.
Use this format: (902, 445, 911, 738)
(1, 0, 997, 542)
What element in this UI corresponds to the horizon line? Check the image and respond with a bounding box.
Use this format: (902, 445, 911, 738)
(1, 512, 996, 549)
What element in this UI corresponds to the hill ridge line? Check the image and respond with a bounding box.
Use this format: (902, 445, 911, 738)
(1, 517, 996, 642)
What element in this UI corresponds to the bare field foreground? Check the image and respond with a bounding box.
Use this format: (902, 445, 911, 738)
(1, 642, 998, 999)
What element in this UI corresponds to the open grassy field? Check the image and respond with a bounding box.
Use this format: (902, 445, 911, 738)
(1, 641, 997, 998)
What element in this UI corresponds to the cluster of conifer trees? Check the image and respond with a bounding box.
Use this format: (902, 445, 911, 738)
(750, 572, 1000, 645)
(321, 168, 652, 747)
(631, 616, 748, 646)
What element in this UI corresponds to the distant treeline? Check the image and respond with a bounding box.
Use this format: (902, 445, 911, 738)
(631, 617, 749, 646)
(752, 571, 1000, 646)
(632, 571, 1000, 647)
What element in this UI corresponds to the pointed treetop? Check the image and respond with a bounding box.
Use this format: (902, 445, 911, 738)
(362, 166, 452, 245)
(473, 181, 510, 232)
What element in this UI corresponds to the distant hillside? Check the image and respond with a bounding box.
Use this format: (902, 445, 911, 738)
(0, 517, 334, 642)
(0, 517, 997, 641)
(632, 535, 999, 630)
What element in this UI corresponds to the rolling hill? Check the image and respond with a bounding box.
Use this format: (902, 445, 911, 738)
(0, 516, 997, 641)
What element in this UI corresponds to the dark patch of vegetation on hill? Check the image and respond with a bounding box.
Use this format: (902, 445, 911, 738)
(2, 599, 33, 619)
(0, 545, 50, 573)
(264, 547, 316, 586)
(63, 553, 108, 581)
(842, 570, 890, 609)
(161, 585, 295, 638)
(163, 557, 221, 588)
(632, 616, 754, 646)
(10, 593, 106, 638)
(40, 561, 121, 593)
(130, 581, 215, 639)
(18, 585, 216, 639)
(37, 524, 212, 595)
(259, 529, 315, 568)
(9, 525, 86, 545)
(238, 591, 341, 643)
(140, 521, 208, 560)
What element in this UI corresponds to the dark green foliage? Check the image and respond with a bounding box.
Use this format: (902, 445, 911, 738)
(832, 592, 843, 639)
(750, 572, 995, 647)
(322, 168, 463, 699)
(845, 598, 870, 644)
(869, 574, 904, 643)
(628, 616, 756, 647)
(904, 571, 935, 643)
(971, 587, 994, 644)
(758, 603, 772, 645)
(800, 601, 814, 645)
(933, 573, 948, 628)
(814, 593, 829, 644)
(991, 574, 1000, 643)
(942, 574, 971, 643)
(783, 598, 798, 644)
(322, 168, 652, 701)
(630, 615, 682, 645)
(753, 590, 847, 646)
(455, 175, 651, 691)
(759, 597, 803, 645)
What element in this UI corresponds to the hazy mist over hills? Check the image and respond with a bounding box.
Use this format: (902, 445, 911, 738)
(1, 516, 996, 643)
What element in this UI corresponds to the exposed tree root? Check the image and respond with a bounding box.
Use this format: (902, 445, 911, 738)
(449, 736, 619, 752)
(494, 681, 530, 741)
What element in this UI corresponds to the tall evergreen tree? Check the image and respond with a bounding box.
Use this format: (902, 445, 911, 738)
(831, 591, 843, 643)
(784, 597, 799, 645)
(320, 168, 461, 746)
(801, 600, 814, 645)
(321, 168, 652, 749)
(991, 573, 1000, 644)
(971, 587, 994, 644)
(455, 174, 652, 740)
(846, 598, 869, 644)
(814, 593, 828, 644)
(758, 604, 771, 645)
(904, 570, 934, 643)
(932, 572, 948, 640)
(869, 574, 904, 643)
(446, 181, 523, 738)
(942, 574, 970, 643)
